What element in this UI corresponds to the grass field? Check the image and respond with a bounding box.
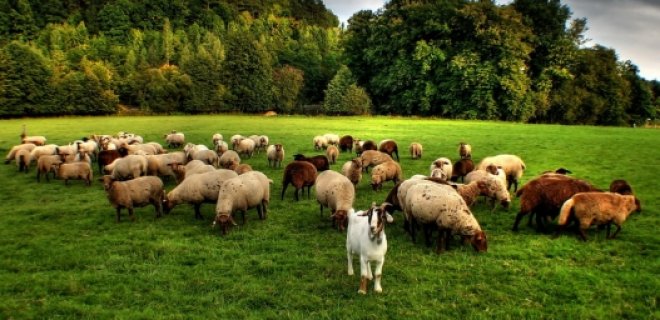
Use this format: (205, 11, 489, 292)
(0, 115, 657, 319)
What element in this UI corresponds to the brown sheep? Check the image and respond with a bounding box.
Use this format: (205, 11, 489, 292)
(326, 145, 339, 165)
(409, 143, 423, 160)
(556, 192, 641, 241)
(378, 139, 399, 161)
(450, 158, 475, 182)
(341, 158, 363, 186)
(370, 160, 403, 191)
(281, 161, 318, 201)
(361, 140, 377, 155)
(458, 142, 472, 159)
(102, 175, 164, 222)
(609, 179, 633, 195)
(512, 174, 599, 232)
(293, 154, 329, 172)
(339, 135, 354, 153)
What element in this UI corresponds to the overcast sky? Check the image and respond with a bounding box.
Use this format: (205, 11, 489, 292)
(323, 0, 660, 81)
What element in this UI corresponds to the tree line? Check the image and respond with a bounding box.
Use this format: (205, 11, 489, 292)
(0, 0, 657, 126)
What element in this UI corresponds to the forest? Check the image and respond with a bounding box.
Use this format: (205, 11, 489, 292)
(0, 0, 657, 126)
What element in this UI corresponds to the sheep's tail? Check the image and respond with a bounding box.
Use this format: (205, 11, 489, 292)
(557, 198, 575, 226)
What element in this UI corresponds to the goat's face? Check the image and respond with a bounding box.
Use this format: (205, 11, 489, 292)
(360, 202, 393, 242)
(471, 231, 488, 253)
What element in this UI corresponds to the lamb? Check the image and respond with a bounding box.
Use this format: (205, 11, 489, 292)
(281, 160, 318, 201)
(236, 138, 256, 158)
(326, 145, 339, 164)
(370, 160, 403, 191)
(346, 202, 393, 294)
(101, 175, 165, 222)
(104, 155, 148, 180)
(405, 182, 487, 253)
(429, 157, 453, 181)
(360, 150, 393, 173)
(218, 150, 241, 169)
(293, 154, 330, 172)
(266, 144, 285, 168)
(339, 135, 354, 153)
(556, 192, 641, 241)
(316, 170, 356, 230)
(313, 135, 328, 150)
(450, 158, 475, 182)
(341, 158, 363, 186)
(213, 171, 272, 235)
(477, 154, 526, 192)
(609, 179, 633, 195)
(409, 143, 423, 160)
(164, 131, 185, 148)
(36, 154, 62, 182)
(4, 143, 37, 164)
(53, 161, 93, 186)
(378, 139, 399, 161)
(458, 142, 472, 159)
(164, 169, 238, 219)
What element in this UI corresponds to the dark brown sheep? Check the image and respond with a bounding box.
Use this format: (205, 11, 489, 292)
(609, 179, 633, 195)
(361, 140, 377, 155)
(450, 158, 475, 182)
(512, 174, 599, 232)
(282, 161, 318, 201)
(293, 154, 329, 171)
(378, 139, 399, 161)
(97, 150, 121, 174)
(339, 135, 354, 153)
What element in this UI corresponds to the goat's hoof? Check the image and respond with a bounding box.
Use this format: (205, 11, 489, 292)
(358, 290, 367, 295)
(347, 271, 354, 276)
(374, 288, 383, 293)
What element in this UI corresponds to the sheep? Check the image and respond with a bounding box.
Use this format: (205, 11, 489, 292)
(187, 149, 218, 167)
(556, 192, 641, 241)
(464, 167, 507, 204)
(477, 154, 526, 192)
(450, 158, 475, 182)
(212, 133, 223, 146)
(97, 149, 121, 174)
(248, 135, 262, 153)
(118, 143, 157, 156)
(236, 138, 256, 158)
(77, 138, 99, 160)
(455, 176, 511, 211)
(370, 160, 403, 191)
(386, 176, 449, 236)
(429, 157, 452, 181)
(234, 163, 253, 175)
(218, 150, 241, 169)
(4, 143, 36, 164)
(409, 142, 423, 160)
(14, 149, 31, 173)
(458, 142, 472, 159)
(184, 143, 209, 155)
(144, 154, 182, 182)
(512, 174, 600, 232)
(316, 170, 356, 230)
(326, 145, 339, 164)
(266, 144, 285, 168)
(405, 182, 487, 253)
(258, 135, 269, 153)
(346, 202, 393, 294)
(339, 135, 354, 153)
(354, 139, 365, 155)
(359, 150, 392, 173)
(213, 171, 272, 235)
(313, 135, 328, 150)
(104, 155, 148, 181)
(361, 140, 377, 154)
(164, 131, 186, 148)
(170, 160, 215, 183)
(281, 160, 318, 201)
(36, 154, 62, 182)
(378, 139, 399, 161)
(609, 179, 633, 195)
(293, 154, 330, 172)
(341, 158, 363, 186)
(21, 126, 46, 146)
(53, 161, 93, 186)
(323, 133, 340, 146)
(214, 140, 229, 156)
(164, 169, 238, 219)
(101, 175, 165, 222)
(29, 144, 58, 163)
(230, 134, 245, 150)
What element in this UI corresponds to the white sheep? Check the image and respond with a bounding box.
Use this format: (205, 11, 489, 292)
(213, 171, 272, 235)
(230, 134, 245, 150)
(346, 202, 393, 294)
(163, 131, 185, 148)
(36, 154, 62, 182)
(323, 133, 340, 146)
(4, 143, 37, 164)
(54, 161, 93, 186)
(14, 148, 31, 173)
(119, 142, 158, 155)
(313, 135, 328, 150)
(458, 142, 472, 159)
(258, 135, 269, 153)
(214, 140, 229, 156)
(236, 138, 256, 158)
(101, 175, 165, 222)
(316, 170, 355, 230)
(164, 169, 238, 219)
(429, 157, 452, 181)
(188, 149, 219, 167)
(219, 150, 241, 169)
(104, 155, 148, 180)
(29, 144, 58, 163)
(21, 135, 47, 146)
(341, 158, 363, 186)
(370, 160, 403, 191)
(409, 142, 423, 159)
(266, 144, 285, 168)
(464, 167, 507, 192)
(171, 160, 215, 182)
(212, 133, 223, 145)
(477, 154, 526, 192)
(326, 145, 339, 164)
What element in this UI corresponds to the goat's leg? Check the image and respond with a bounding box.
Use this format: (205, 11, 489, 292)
(373, 257, 384, 293)
(359, 256, 369, 294)
(346, 249, 354, 276)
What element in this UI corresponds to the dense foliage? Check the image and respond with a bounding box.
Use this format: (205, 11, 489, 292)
(0, 0, 657, 125)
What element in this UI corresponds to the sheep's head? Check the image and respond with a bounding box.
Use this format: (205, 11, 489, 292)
(101, 175, 116, 192)
(293, 154, 305, 161)
(213, 212, 237, 235)
(351, 158, 362, 169)
(331, 210, 348, 231)
(430, 168, 448, 181)
(471, 231, 488, 253)
(480, 178, 511, 208)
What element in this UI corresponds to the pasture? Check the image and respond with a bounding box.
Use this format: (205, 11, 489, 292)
(0, 115, 657, 319)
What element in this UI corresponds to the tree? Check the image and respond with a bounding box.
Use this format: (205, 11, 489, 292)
(0, 41, 52, 117)
(323, 65, 371, 115)
(272, 65, 304, 114)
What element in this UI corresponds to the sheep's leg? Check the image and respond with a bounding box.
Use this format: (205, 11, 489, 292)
(306, 186, 312, 200)
(294, 187, 299, 201)
(256, 205, 263, 220)
(578, 227, 588, 241)
(194, 203, 203, 220)
(129, 208, 135, 222)
(373, 257, 384, 293)
(261, 201, 268, 220)
(512, 212, 527, 231)
(423, 224, 433, 247)
(436, 229, 446, 254)
(410, 218, 418, 244)
(116, 208, 121, 223)
(608, 224, 622, 239)
(280, 184, 288, 200)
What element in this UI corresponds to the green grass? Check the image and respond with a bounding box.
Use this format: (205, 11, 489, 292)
(0, 115, 657, 319)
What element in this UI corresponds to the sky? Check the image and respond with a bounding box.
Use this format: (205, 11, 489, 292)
(323, 0, 660, 81)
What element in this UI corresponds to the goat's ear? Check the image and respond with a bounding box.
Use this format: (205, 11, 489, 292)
(357, 209, 370, 217)
(385, 212, 394, 224)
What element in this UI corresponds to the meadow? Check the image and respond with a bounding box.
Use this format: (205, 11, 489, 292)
(0, 115, 657, 319)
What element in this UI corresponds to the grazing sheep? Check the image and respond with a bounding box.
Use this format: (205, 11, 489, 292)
(170, 160, 215, 183)
(234, 164, 253, 175)
(370, 160, 403, 191)
(429, 157, 452, 181)
(405, 182, 487, 253)
(54, 161, 93, 186)
(4, 143, 37, 164)
(281, 161, 318, 201)
(104, 155, 148, 181)
(97, 149, 121, 174)
(187, 149, 218, 167)
(218, 150, 241, 169)
(293, 154, 330, 172)
(450, 158, 475, 182)
(361, 140, 377, 154)
(145, 142, 166, 154)
(477, 154, 526, 192)
(464, 166, 506, 189)
(360, 150, 393, 173)
(512, 174, 599, 232)
(144, 154, 182, 182)
(346, 202, 393, 294)
(164, 131, 185, 148)
(118, 142, 158, 156)
(214, 140, 229, 156)
(409, 143, 423, 160)
(341, 158, 363, 186)
(326, 145, 339, 165)
(378, 139, 399, 161)
(458, 142, 472, 159)
(316, 170, 356, 230)
(212, 133, 223, 146)
(323, 133, 340, 146)
(36, 154, 62, 182)
(236, 138, 256, 158)
(339, 135, 354, 153)
(313, 135, 328, 150)
(213, 171, 272, 235)
(266, 144, 285, 168)
(164, 169, 238, 219)
(556, 192, 641, 241)
(102, 175, 165, 222)
(230, 135, 245, 150)
(455, 176, 511, 211)
(609, 179, 633, 195)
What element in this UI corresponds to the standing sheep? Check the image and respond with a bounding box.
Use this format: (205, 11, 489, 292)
(458, 142, 472, 159)
(293, 154, 330, 172)
(164, 169, 238, 219)
(609, 179, 633, 195)
(370, 160, 403, 191)
(53, 161, 93, 186)
(212, 133, 223, 146)
(236, 138, 256, 158)
(104, 155, 148, 180)
(378, 139, 399, 161)
(339, 135, 354, 153)
(341, 158, 363, 186)
(316, 170, 355, 230)
(36, 154, 62, 182)
(360, 150, 392, 173)
(102, 175, 165, 222)
(266, 144, 285, 168)
(409, 143, 423, 160)
(326, 145, 339, 165)
(281, 161, 318, 201)
(164, 131, 185, 148)
(219, 150, 241, 169)
(4, 143, 37, 164)
(450, 158, 475, 182)
(213, 171, 272, 235)
(313, 135, 328, 150)
(477, 154, 526, 192)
